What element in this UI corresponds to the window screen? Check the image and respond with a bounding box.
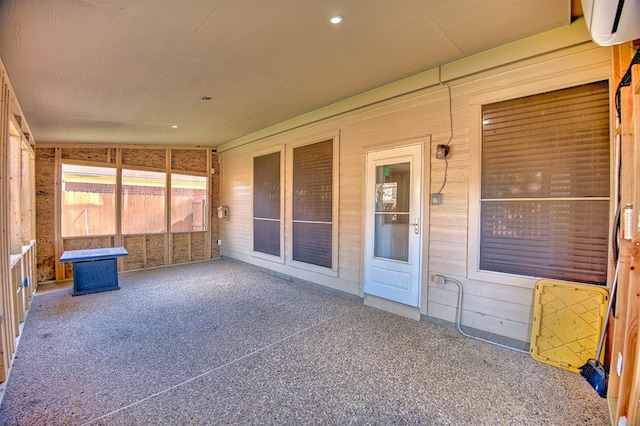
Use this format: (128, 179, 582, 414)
(171, 174, 207, 232)
(253, 152, 281, 256)
(293, 140, 333, 268)
(61, 164, 116, 237)
(122, 169, 166, 234)
(480, 81, 610, 284)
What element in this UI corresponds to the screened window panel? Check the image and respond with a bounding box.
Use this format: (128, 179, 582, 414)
(253, 152, 281, 256)
(170, 174, 207, 232)
(254, 152, 280, 220)
(292, 222, 332, 268)
(122, 169, 166, 234)
(61, 164, 116, 237)
(293, 140, 333, 268)
(480, 200, 609, 284)
(480, 81, 610, 284)
(293, 140, 333, 222)
(482, 82, 610, 199)
(254, 219, 280, 257)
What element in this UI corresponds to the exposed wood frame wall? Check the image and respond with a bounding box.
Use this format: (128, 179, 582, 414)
(608, 41, 640, 425)
(0, 57, 37, 384)
(35, 144, 221, 283)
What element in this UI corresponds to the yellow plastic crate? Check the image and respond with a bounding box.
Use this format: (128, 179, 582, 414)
(530, 279, 609, 373)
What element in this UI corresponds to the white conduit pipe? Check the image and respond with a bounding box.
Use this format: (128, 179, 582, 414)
(441, 275, 530, 355)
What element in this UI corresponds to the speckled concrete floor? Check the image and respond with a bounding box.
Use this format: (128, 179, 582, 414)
(0, 260, 608, 425)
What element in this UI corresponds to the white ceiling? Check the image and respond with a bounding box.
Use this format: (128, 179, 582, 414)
(0, 0, 575, 147)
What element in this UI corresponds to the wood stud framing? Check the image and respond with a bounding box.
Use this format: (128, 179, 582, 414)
(35, 144, 221, 283)
(608, 42, 640, 425)
(0, 59, 37, 384)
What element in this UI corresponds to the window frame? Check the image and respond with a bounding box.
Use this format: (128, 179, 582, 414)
(467, 78, 615, 288)
(251, 146, 285, 263)
(285, 132, 339, 276)
(121, 167, 168, 235)
(60, 160, 211, 237)
(60, 162, 118, 238)
(170, 171, 208, 233)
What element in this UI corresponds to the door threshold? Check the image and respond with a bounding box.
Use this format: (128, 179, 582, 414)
(364, 294, 420, 321)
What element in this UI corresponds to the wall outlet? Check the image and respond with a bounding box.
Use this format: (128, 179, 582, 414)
(431, 274, 446, 284)
(217, 240, 222, 245)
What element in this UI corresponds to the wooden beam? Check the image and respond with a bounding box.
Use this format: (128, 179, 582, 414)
(165, 149, 171, 266)
(54, 148, 63, 281)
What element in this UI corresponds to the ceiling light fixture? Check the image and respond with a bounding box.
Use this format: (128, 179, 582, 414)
(330, 15, 343, 24)
(171, 125, 179, 129)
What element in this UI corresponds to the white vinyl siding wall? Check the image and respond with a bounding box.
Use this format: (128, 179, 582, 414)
(220, 27, 611, 343)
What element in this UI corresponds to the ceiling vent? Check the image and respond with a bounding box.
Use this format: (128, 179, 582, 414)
(582, 0, 640, 46)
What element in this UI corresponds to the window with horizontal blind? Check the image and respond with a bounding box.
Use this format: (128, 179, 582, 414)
(253, 151, 281, 257)
(292, 140, 333, 268)
(480, 81, 610, 284)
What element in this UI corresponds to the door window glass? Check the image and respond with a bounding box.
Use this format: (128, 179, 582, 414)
(374, 163, 410, 261)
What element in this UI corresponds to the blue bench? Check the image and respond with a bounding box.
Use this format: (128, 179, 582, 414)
(59, 247, 129, 296)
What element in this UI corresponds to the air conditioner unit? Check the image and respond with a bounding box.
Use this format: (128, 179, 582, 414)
(582, 0, 640, 46)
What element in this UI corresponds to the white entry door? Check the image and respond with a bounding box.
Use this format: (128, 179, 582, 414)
(364, 144, 423, 307)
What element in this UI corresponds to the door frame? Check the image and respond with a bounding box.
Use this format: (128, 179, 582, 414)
(363, 143, 424, 308)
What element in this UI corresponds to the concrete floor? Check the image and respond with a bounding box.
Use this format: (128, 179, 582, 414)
(0, 260, 608, 425)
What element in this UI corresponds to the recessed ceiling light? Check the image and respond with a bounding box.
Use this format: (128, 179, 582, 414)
(330, 15, 343, 24)
(171, 125, 179, 129)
